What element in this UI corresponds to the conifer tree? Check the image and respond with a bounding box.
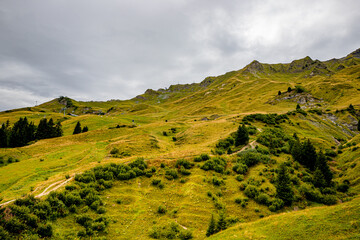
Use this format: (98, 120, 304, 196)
(73, 121, 82, 135)
(296, 104, 301, 110)
(315, 151, 333, 187)
(301, 139, 317, 170)
(55, 122, 63, 137)
(313, 168, 326, 188)
(278, 91, 281, 96)
(216, 210, 227, 232)
(358, 119, 360, 131)
(36, 118, 48, 139)
(206, 214, 216, 237)
(275, 163, 293, 205)
(235, 124, 249, 147)
(82, 126, 88, 133)
(0, 123, 8, 147)
(290, 139, 302, 162)
(287, 87, 292, 92)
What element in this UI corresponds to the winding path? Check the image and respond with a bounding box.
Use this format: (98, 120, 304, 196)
(0, 177, 74, 207)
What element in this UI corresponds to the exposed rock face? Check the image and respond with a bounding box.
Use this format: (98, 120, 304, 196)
(288, 56, 315, 73)
(268, 92, 323, 108)
(243, 60, 264, 74)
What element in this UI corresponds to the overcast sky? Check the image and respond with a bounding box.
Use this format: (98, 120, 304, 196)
(0, 0, 359, 111)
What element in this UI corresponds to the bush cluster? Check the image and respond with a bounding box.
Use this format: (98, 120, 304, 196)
(201, 157, 227, 173)
(242, 113, 288, 125)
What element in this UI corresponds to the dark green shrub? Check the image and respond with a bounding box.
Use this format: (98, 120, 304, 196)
(255, 193, 271, 206)
(299, 183, 323, 202)
(269, 198, 284, 212)
(175, 159, 193, 169)
(322, 195, 337, 205)
(201, 157, 226, 173)
(179, 166, 191, 176)
(337, 183, 349, 192)
(157, 205, 166, 214)
(212, 177, 224, 186)
(232, 163, 248, 174)
(179, 229, 193, 240)
(165, 169, 178, 180)
(37, 224, 53, 238)
(235, 175, 244, 182)
(295, 85, 305, 93)
(152, 179, 161, 186)
(5, 217, 25, 234)
(244, 185, 259, 198)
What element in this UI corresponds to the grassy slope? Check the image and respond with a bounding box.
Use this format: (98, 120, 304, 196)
(209, 197, 360, 240)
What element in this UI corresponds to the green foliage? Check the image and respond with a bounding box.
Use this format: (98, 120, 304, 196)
(242, 113, 288, 125)
(232, 163, 248, 174)
(299, 183, 323, 203)
(215, 137, 234, 152)
(194, 153, 210, 162)
(216, 210, 227, 232)
(291, 139, 317, 170)
(269, 198, 284, 212)
(257, 128, 290, 152)
(82, 126, 89, 133)
(37, 224, 53, 238)
(165, 169, 179, 180)
(206, 214, 216, 237)
(36, 118, 62, 140)
(337, 181, 350, 192)
(295, 85, 306, 93)
(255, 193, 271, 206)
(313, 151, 333, 188)
(275, 163, 293, 206)
(201, 157, 227, 173)
(212, 177, 224, 186)
(244, 185, 259, 199)
(235, 124, 249, 147)
(157, 205, 167, 214)
(73, 121, 82, 135)
(237, 150, 270, 167)
(149, 222, 192, 239)
(175, 159, 193, 169)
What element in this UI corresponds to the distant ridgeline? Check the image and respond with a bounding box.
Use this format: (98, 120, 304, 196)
(0, 117, 62, 148)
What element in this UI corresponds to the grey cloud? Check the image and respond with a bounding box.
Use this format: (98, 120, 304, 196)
(0, 0, 359, 111)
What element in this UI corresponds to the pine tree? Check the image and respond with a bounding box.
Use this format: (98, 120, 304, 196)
(82, 126, 88, 133)
(313, 168, 326, 188)
(55, 122, 63, 137)
(216, 210, 227, 232)
(36, 118, 48, 139)
(278, 91, 281, 96)
(47, 118, 55, 138)
(358, 119, 360, 131)
(315, 151, 333, 187)
(301, 139, 317, 170)
(206, 214, 216, 237)
(296, 104, 301, 110)
(73, 121, 82, 135)
(235, 124, 249, 147)
(8, 117, 35, 147)
(290, 139, 302, 163)
(275, 163, 293, 205)
(287, 87, 292, 92)
(0, 123, 8, 148)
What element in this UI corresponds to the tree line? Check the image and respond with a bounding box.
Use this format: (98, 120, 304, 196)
(0, 117, 62, 148)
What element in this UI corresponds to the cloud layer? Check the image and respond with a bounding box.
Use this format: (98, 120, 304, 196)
(0, 0, 359, 111)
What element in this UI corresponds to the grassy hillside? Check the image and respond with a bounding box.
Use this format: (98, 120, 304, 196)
(209, 196, 360, 240)
(0, 49, 359, 239)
